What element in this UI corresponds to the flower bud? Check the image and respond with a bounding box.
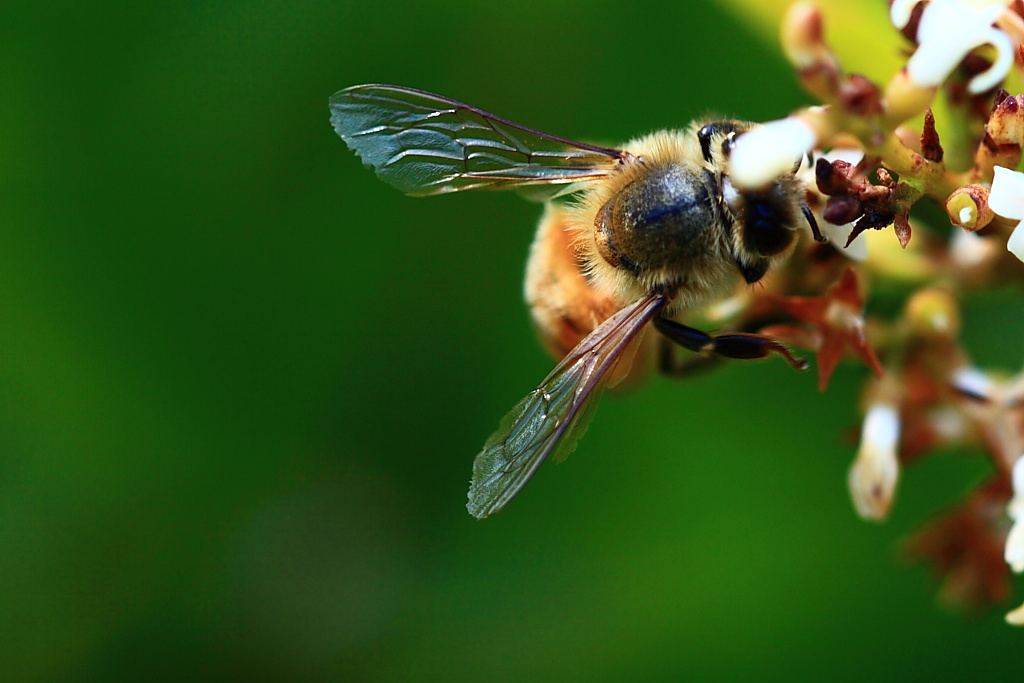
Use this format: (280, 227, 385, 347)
(781, 1, 842, 101)
(987, 94, 1024, 146)
(849, 403, 901, 520)
(904, 287, 960, 340)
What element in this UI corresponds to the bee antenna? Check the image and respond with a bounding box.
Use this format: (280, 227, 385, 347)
(801, 203, 826, 243)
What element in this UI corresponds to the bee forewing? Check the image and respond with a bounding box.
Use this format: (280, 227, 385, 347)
(467, 291, 668, 519)
(329, 84, 626, 196)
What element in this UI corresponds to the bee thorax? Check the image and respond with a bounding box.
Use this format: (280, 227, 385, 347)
(593, 163, 718, 273)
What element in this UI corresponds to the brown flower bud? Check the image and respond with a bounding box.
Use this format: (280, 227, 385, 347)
(782, 1, 842, 101)
(987, 93, 1024, 146)
(973, 93, 1024, 180)
(824, 195, 864, 225)
(815, 157, 853, 195)
(838, 74, 883, 117)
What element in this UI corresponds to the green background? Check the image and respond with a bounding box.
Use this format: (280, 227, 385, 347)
(3, 0, 1022, 680)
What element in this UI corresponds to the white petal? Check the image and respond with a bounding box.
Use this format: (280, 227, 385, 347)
(1006, 518, 1024, 572)
(967, 29, 1014, 94)
(949, 228, 996, 269)
(907, 0, 1012, 91)
(862, 404, 901, 449)
(848, 404, 901, 520)
(988, 166, 1024, 219)
(820, 222, 869, 261)
(1008, 222, 1024, 263)
(907, 43, 972, 89)
(890, 0, 920, 29)
(950, 366, 996, 399)
(1007, 456, 1024, 516)
(917, 0, 1003, 35)
(729, 117, 817, 190)
(918, 0, 1005, 38)
(1011, 497, 1024, 522)
(1007, 601, 1024, 626)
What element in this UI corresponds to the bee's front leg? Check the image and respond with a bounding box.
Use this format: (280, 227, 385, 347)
(656, 336, 723, 378)
(653, 316, 807, 372)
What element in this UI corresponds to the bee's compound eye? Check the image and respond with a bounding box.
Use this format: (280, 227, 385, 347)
(697, 121, 741, 163)
(744, 195, 794, 257)
(697, 125, 716, 163)
(721, 133, 737, 158)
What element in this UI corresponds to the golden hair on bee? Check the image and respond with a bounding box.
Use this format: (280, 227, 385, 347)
(566, 127, 745, 315)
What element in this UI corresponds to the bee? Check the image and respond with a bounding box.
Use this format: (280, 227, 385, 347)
(329, 84, 821, 519)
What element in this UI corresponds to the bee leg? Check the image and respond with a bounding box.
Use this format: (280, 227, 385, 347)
(657, 336, 723, 378)
(802, 203, 826, 243)
(653, 317, 808, 371)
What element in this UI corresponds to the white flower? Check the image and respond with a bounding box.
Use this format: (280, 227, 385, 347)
(1006, 455, 1024, 624)
(1007, 601, 1024, 626)
(890, 0, 921, 28)
(987, 165, 1024, 263)
(848, 403, 901, 520)
(951, 364, 1024, 464)
(949, 227, 997, 269)
(729, 116, 817, 190)
(890, 0, 1014, 95)
(1007, 518, 1024, 572)
(1012, 453, 1024, 516)
(951, 365, 998, 399)
(1007, 456, 1024, 570)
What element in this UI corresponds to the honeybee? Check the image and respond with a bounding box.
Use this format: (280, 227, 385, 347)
(330, 84, 821, 518)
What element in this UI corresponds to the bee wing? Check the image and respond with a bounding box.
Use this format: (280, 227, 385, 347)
(330, 84, 628, 196)
(467, 290, 668, 519)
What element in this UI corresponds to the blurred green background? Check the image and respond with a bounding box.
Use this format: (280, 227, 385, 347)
(2, 0, 1022, 680)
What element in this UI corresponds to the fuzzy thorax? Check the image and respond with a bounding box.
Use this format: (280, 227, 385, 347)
(563, 126, 799, 316)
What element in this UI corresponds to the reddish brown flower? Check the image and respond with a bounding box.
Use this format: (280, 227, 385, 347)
(904, 479, 1014, 612)
(771, 267, 884, 390)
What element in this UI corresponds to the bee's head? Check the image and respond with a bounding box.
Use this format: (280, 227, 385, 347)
(704, 121, 822, 282)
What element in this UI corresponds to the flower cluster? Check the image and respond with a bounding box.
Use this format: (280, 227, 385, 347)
(722, 0, 1024, 624)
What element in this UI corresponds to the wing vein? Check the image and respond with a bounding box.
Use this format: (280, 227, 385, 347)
(330, 84, 627, 196)
(466, 291, 669, 518)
